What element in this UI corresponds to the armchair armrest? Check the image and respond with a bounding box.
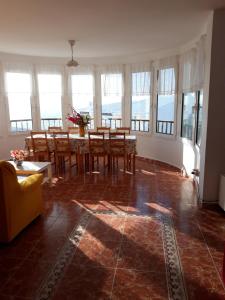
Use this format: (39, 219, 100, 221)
(20, 174, 43, 193)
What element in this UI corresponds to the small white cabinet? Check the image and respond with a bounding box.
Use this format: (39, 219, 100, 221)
(219, 174, 225, 210)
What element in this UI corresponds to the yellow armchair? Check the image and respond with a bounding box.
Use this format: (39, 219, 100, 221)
(0, 160, 44, 242)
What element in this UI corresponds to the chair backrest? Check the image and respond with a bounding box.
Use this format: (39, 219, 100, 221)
(29, 131, 46, 153)
(68, 126, 79, 134)
(109, 132, 126, 155)
(53, 131, 69, 137)
(31, 131, 49, 153)
(48, 126, 62, 132)
(97, 127, 110, 134)
(116, 127, 131, 134)
(54, 132, 71, 153)
(88, 132, 106, 154)
(30, 131, 47, 138)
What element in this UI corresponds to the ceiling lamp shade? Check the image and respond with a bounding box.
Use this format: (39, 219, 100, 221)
(66, 40, 79, 67)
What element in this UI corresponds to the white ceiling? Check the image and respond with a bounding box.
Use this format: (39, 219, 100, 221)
(0, 0, 224, 58)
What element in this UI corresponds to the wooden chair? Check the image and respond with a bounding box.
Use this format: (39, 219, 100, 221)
(53, 132, 78, 176)
(48, 126, 62, 133)
(116, 127, 131, 135)
(97, 127, 110, 134)
(88, 132, 107, 173)
(68, 126, 79, 134)
(27, 131, 46, 160)
(31, 131, 53, 162)
(109, 132, 126, 173)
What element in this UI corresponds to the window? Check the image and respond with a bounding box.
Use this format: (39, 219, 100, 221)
(101, 73, 122, 129)
(196, 90, 203, 146)
(131, 72, 151, 132)
(38, 74, 62, 130)
(5, 72, 32, 132)
(71, 74, 94, 128)
(181, 92, 196, 140)
(156, 68, 176, 135)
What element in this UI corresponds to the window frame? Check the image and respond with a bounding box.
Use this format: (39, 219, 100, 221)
(71, 74, 95, 129)
(180, 91, 197, 142)
(195, 90, 203, 147)
(156, 93, 176, 136)
(155, 67, 177, 137)
(5, 72, 33, 134)
(37, 73, 63, 130)
(130, 71, 151, 133)
(100, 72, 123, 129)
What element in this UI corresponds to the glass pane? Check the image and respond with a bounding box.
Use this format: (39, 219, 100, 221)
(181, 92, 196, 140)
(196, 90, 203, 146)
(101, 73, 122, 129)
(71, 75, 94, 128)
(131, 72, 150, 132)
(38, 74, 62, 130)
(156, 94, 175, 135)
(6, 72, 32, 132)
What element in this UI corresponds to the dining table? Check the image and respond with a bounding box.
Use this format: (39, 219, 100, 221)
(25, 133, 137, 173)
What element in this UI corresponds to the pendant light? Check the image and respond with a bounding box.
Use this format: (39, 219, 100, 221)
(66, 40, 79, 67)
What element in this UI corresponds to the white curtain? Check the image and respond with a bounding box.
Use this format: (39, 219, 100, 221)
(158, 67, 176, 95)
(71, 74, 94, 95)
(132, 71, 151, 96)
(2, 62, 33, 74)
(131, 62, 152, 96)
(194, 35, 206, 90)
(158, 56, 178, 69)
(180, 48, 196, 92)
(3, 62, 33, 94)
(35, 64, 63, 74)
(98, 64, 123, 74)
(67, 64, 94, 75)
(180, 35, 206, 92)
(99, 65, 124, 97)
(102, 73, 122, 96)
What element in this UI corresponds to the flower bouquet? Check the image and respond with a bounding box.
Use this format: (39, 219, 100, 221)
(66, 107, 90, 137)
(10, 149, 27, 166)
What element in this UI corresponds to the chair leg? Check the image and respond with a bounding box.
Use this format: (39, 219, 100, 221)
(89, 154, 93, 174)
(133, 154, 136, 174)
(97, 157, 99, 171)
(112, 156, 114, 173)
(69, 155, 72, 177)
(56, 156, 60, 176)
(85, 153, 89, 172)
(108, 154, 110, 172)
(103, 156, 105, 175)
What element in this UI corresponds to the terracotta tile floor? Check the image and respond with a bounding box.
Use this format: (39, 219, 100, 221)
(1, 158, 225, 299)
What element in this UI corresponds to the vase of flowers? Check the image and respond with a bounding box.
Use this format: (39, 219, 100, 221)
(10, 150, 27, 166)
(66, 107, 90, 137)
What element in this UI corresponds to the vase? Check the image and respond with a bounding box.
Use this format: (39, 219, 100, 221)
(79, 125, 85, 137)
(16, 160, 23, 167)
